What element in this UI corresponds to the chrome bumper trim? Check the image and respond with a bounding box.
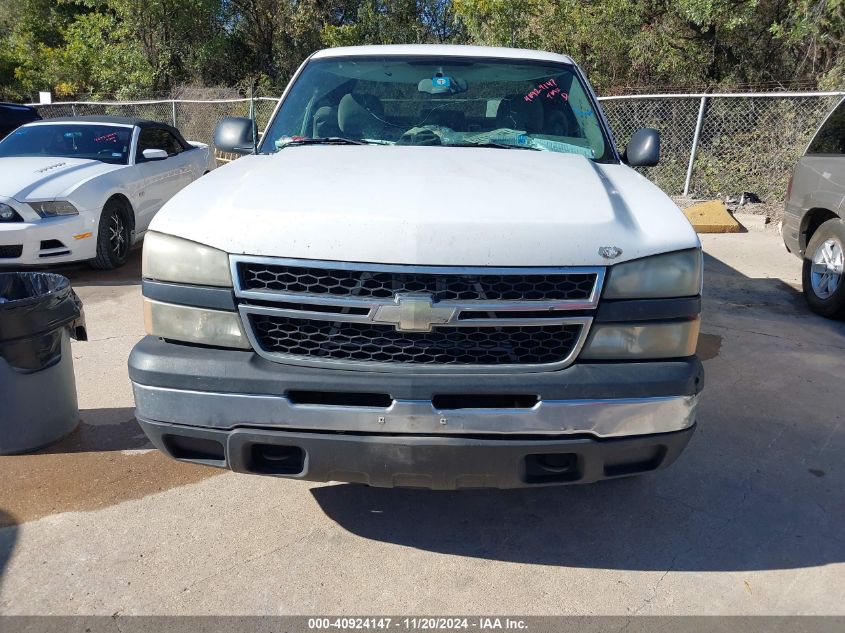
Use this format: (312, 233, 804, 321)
(132, 383, 699, 438)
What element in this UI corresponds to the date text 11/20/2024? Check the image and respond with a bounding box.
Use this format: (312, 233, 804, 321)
(307, 618, 529, 630)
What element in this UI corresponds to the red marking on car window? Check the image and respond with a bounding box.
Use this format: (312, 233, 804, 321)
(524, 79, 568, 103)
(94, 132, 119, 143)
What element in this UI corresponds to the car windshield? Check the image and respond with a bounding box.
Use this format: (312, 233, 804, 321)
(0, 123, 132, 164)
(261, 56, 612, 161)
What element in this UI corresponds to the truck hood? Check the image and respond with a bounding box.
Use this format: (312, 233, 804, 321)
(0, 157, 123, 200)
(151, 146, 699, 266)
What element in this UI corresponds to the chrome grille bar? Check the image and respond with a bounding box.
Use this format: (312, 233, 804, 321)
(231, 256, 605, 311)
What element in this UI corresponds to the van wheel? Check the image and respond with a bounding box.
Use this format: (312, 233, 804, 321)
(90, 199, 131, 270)
(802, 218, 845, 319)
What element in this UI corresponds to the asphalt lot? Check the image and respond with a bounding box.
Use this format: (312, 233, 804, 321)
(0, 230, 843, 615)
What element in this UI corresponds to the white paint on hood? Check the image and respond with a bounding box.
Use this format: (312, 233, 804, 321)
(0, 156, 124, 201)
(150, 145, 698, 267)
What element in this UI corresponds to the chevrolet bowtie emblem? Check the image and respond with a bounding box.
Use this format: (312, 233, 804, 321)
(373, 294, 456, 332)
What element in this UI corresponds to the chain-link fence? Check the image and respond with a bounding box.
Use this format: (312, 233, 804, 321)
(31, 97, 280, 148)
(29, 92, 845, 201)
(600, 92, 844, 201)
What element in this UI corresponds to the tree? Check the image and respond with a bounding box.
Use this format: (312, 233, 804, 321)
(452, 0, 538, 47)
(323, 0, 464, 47)
(0, 0, 841, 100)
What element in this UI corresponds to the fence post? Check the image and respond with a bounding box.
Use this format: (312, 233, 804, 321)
(171, 100, 177, 128)
(683, 95, 708, 197)
(249, 87, 257, 154)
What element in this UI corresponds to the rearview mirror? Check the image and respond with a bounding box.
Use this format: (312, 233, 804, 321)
(417, 76, 468, 95)
(142, 148, 168, 161)
(214, 116, 255, 154)
(623, 128, 660, 167)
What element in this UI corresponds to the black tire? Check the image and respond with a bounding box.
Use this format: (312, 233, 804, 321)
(90, 198, 132, 270)
(802, 217, 845, 319)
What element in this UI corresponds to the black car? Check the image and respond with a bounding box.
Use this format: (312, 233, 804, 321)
(0, 102, 41, 140)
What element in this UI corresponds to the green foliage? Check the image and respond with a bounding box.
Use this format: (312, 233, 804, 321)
(26, 11, 152, 98)
(451, 0, 539, 47)
(324, 0, 464, 47)
(0, 0, 841, 101)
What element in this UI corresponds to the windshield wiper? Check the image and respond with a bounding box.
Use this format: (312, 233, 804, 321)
(446, 141, 540, 151)
(279, 137, 367, 148)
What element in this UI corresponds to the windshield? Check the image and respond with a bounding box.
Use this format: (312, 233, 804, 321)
(0, 124, 132, 164)
(261, 56, 612, 161)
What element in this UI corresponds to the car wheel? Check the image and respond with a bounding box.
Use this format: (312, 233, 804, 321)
(802, 218, 845, 319)
(90, 199, 132, 270)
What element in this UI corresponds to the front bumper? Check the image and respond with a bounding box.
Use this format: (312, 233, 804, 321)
(137, 418, 695, 489)
(130, 336, 703, 488)
(0, 207, 97, 265)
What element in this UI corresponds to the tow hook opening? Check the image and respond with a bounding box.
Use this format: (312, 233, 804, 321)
(524, 452, 580, 483)
(163, 434, 225, 464)
(249, 444, 305, 475)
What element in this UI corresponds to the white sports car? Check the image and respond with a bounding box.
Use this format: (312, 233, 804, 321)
(0, 115, 216, 269)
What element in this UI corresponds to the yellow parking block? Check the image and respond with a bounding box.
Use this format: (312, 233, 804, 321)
(683, 200, 741, 233)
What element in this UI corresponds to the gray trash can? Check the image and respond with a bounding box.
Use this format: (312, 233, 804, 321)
(0, 272, 87, 454)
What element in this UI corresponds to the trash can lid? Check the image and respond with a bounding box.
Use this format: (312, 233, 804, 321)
(0, 272, 85, 342)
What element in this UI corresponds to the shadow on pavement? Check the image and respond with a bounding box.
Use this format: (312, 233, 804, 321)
(37, 408, 151, 455)
(312, 250, 845, 572)
(0, 509, 18, 592)
(44, 247, 142, 288)
(703, 252, 808, 313)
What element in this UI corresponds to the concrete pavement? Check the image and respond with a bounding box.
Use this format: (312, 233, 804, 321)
(0, 230, 843, 615)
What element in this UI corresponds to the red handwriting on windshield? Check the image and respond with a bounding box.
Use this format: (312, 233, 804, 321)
(524, 78, 568, 103)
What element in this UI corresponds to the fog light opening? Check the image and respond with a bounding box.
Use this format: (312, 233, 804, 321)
(249, 444, 305, 475)
(524, 452, 580, 484)
(536, 453, 575, 473)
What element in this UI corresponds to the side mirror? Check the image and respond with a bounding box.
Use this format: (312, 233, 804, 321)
(623, 128, 660, 167)
(214, 116, 255, 154)
(142, 148, 168, 161)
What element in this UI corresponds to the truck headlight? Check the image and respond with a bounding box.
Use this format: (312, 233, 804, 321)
(29, 200, 79, 217)
(604, 249, 702, 299)
(581, 318, 700, 360)
(144, 299, 250, 349)
(143, 231, 232, 287)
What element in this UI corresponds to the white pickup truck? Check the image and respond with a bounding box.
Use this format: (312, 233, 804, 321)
(129, 45, 704, 489)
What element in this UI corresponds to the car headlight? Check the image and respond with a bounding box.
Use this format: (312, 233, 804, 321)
(142, 231, 232, 287)
(604, 249, 702, 299)
(29, 200, 79, 217)
(581, 318, 700, 360)
(143, 299, 250, 349)
(0, 202, 21, 222)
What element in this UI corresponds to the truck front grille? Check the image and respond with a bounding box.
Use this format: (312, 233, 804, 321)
(249, 314, 584, 366)
(232, 256, 604, 373)
(237, 261, 596, 302)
